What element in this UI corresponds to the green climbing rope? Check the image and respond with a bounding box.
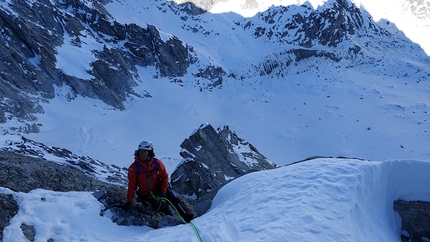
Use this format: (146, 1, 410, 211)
(151, 192, 203, 242)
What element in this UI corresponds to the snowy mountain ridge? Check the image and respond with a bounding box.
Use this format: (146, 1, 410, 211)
(173, 0, 430, 54)
(0, 0, 429, 170)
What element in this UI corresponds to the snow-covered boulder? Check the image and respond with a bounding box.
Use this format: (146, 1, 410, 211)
(394, 200, 430, 241)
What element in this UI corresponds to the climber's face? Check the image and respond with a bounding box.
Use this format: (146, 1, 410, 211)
(139, 149, 149, 162)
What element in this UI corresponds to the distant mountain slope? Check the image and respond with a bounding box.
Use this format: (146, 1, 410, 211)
(0, 0, 429, 165)
(1, 0, 428, 132)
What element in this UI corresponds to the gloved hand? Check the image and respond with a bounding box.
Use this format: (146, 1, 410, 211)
(122, 202, 132, 211)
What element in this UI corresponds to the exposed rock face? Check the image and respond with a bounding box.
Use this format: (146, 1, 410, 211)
(0, 150, 110, 193)
(170, 123, 277, 215)
(394, 200, 430, 242)
(0, 194, 18, 242)
(2, 136, 127, 185)
(0, 0, 195, 130)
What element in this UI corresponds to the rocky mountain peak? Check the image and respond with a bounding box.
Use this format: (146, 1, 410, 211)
(248, 0, 370, 47)
(171, 123, 277, 215)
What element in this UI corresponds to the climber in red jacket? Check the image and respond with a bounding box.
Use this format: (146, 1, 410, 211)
(122, 140, 194, 223)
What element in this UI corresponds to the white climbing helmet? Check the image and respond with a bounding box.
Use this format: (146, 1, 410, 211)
(138, 140, 153, 151)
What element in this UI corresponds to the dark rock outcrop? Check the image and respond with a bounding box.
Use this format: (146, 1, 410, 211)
(0, 194, 18, 242)
(170, 123, 277, 215)
(2, 136, 127, 185)
(0, 150, 109, 193)
(0, 0, 195, 129)
(394, 200, 430, 242)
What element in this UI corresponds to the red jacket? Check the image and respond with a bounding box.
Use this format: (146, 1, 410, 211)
(126, 156, 169, 203)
